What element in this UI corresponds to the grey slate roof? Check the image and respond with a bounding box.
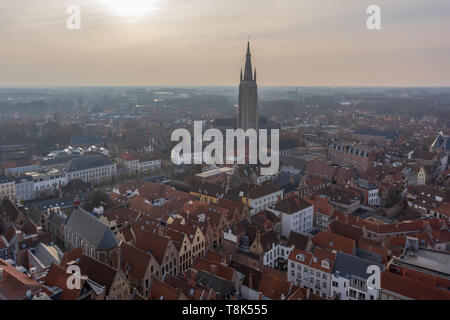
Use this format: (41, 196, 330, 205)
(28, 196, 76, 212)
(431, 134, 450, 151)
(353, 129, 397, 140)
(66, 154, 113, 172)
(0, 173, 13, 184)
(66, 207, 119, 251)
(197, 270, 236, 299)
(332, 251, 384, 281)
(276, 171, 302, 188)
(33, 243, 63, 267)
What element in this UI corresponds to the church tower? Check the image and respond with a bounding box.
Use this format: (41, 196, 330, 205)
(238, 41, 259, 131)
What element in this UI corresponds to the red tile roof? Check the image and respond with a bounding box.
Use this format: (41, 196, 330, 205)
(313, 230, 356, 255)
(149, 279, 182, 300)
(381, 270, 450, 300)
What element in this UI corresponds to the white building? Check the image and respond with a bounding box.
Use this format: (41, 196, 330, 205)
(288, 247, 335, 299)
(15, 176, 35, 202)
(120, 152, 163, 175)
(263, 243, 294, 269)
(268, 195, 314, 238)
(26, 168, 68, 194)
(330, 251, 384, 300)
(65, 154, 116, 184)
(0, 174, 15, 202)
(354, 179, 380, 206)
(243, 183, 283, 215)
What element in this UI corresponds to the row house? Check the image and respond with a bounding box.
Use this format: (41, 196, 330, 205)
(14, 175, 34, 202)
(61, 248, 131, 300)
(350, 179, 380, 207)
(119, 152, 163, 175)
(230, 259, 295, 300)
(65, 154, 116, 184)
(315, 185, 361, 213)
(189, 182, 227, 204)
(237, 182, 283, 215)
(163, 274, 218, 300)
(434, 203, 450, 223)
(304, 195, 335, 231)
(113, 241, 160, 298)
(328, 141, 376, 172)
(406, 185, 449, 217)
(26, 168, 67, 196)
(192, 257, 241, 296)
(402, 166, 427, 186)
(134, 229, 179, 278)
(298, 177, 327, 198)
(330, 251, 384, 300)
(287, 247, 336, 299)
(1, 198, 27, 231)
(0, 174, 16, 202)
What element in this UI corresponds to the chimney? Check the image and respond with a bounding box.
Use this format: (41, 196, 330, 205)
(210, 264, 217, 275)
(249, 273, 253, 289)
(117, 244, 122, 270)
(306, 288, 310, 300)
(289, 174, 295, 185)
(73, 195, 80, 209)
(29, 267, 37, 280)
(258, 292, 263, 300)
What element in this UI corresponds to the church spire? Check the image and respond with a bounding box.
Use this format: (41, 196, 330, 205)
(243, 41, 253, 81)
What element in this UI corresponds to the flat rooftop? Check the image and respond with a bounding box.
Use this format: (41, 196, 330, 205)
(196, 167, 234, 178)
(395, 248, 450, 280)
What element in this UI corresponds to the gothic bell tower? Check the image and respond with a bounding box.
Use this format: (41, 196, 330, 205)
(238, 41, 259, 131)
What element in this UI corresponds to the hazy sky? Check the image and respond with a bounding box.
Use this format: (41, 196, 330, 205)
(1, 0, 450, 86)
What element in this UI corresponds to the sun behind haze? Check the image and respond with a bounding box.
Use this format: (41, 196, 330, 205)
(0, 0, 449, 86)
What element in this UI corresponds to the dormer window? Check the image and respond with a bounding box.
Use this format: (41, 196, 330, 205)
(296, 254, 305, 262)
(322, 260, 330, 269)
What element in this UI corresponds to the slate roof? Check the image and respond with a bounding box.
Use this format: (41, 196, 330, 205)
(0, 174, 13, 184)
(275, 172, 302, 188)
(29, 196, 75, 213)
(353, 129, 397, 140)
(280, 156, 307, 171)
(332, 251, 384, 281)
(33, 243, 63, 267)
(196, 270, 236, 299)
(431, 134, 450, 151)
(65, 207, 119, 251)
(66, 154, 113, 172)
(272, 195, 312, 214)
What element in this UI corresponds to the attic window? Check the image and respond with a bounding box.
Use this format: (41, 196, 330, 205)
(329, 241, 334, 246)
(322, 260, 329, 269)
(296, 254, 305, 262)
